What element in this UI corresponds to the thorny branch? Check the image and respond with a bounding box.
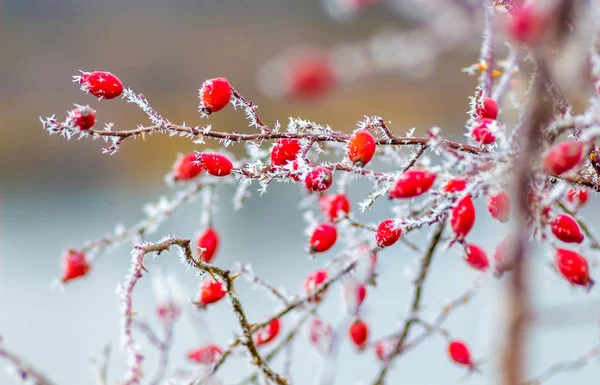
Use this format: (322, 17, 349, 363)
(0, 339, 56, 385)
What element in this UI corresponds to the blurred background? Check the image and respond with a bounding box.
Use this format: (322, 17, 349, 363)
(1, 1, 599, 385)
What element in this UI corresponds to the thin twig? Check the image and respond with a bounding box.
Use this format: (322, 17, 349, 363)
(372, 220, 446, 385)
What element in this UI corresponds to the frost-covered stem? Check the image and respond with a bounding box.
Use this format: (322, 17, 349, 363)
(223, 280, 287, 385)
(120, 250, 146, 385)
(231, 89, 271, 134)
(492, 46, 519, 103)
(377, 119, 394, 141)
(402, 145, 427, 172)
(248, 260, 357, 334)
(522, 344, 600, 385)
(480, 3, 495, 98)
(372, 221, 446, 385)
(239, 265, 290, 305)
(85, 125, 483, 154)
(0, 338, 57, 385)
(238, 314, 311, 385)
(82, 181, 205, 262)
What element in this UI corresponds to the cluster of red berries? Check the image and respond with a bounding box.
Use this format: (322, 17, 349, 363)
(470, 97, 499, 145)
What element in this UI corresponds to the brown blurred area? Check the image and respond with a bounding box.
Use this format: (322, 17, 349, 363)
(0, 0, 478, 189)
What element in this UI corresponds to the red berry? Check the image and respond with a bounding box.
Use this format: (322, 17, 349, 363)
(187, 344, 223, 364)
(450, 195, 476, 239)
(198, 153, 233, 177)
(61, 249, 90, 283)
(79, 71, 123, 99)
(487, 191, 511, 223)
(566, 188, 589, 207)
(173, 153, 203, 181)
(448, 340, 474, 368)
(68, 105, 96, 130)
(543, 140, 587, 175)
(286, 54, 336, 100)
(551, 214, 584, 244)
(508, 5, 547, 45)
(477, 98, 499, 120)
(309, 318, 333, 353)
(388, 169, 436, 199)
(464, 244, 490, 271)
(555, 248, 594, 289)
(199, 77, 232, 114)
(305, 167, 333, 192)
(349, 319, 369, 349)
(199, 278, 227, 306)
(347, 130, 377, 167)
(304, 269, 328, 302)
(309, 223, 337, 253)
(343, 279, 367, 313)
(471, 118, 496, 145)
(197, 227, 220, 263)
(375, 219, 402, 248)
(442, 178, 467, 193)
(271, 139, 301, 166)
(321, 193, 351, 222)
(254, 318, 281, 347)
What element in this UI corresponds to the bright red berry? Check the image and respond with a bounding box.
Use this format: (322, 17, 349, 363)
(464, 244, 490, 271)
(349, 319, 369, 349)
(442, 178, 467, 193)
(254, 318, 281, 347)
(199, 278, 227, 306)
(173, 153, 203, 181)
(347, 130, 376, 167)
(566, 188, 589, 208)
(271, 139, 301, 166)
(471, 118, 496, 145)
(199, 77, 232, 114)
(508, 5, 547, 45)
(198, 153, 233, 177)
(187, 344, 223, 364)
(304, 269, 328, 302)
(543, 140, 587, 176)
(555, 248, 594, 289)
(286, 54, 336, 100)
(487, 191, 511, 223)
(61, 249, 90, 283)
(68, 105, 96, 130)
(477, 98, 498, 120)
(78, 71, 123, 99)
(448, 340, 474, 369)
(343, 279, 367, 313)
(450, 195, 476, 239)
(321, 193, 351, 222)
(309, 223, 337, 253)
(388, 169, 436, 199)
(551, 214, 584, 244)
(197, 227, 220, 263)
(375, 219, 402, 248)
(305, 167, 333, 192)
